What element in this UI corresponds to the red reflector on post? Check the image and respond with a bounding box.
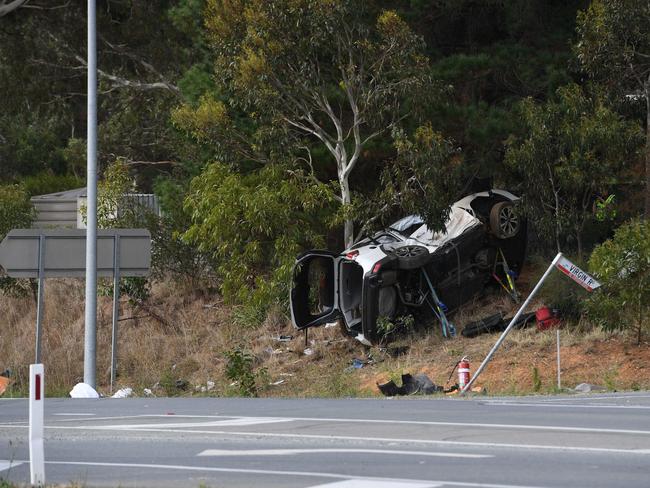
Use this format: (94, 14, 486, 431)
(372, 263, 382, 274)
(35, 374, 41, 401)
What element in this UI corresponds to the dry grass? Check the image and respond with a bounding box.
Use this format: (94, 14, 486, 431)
(1, 277, 649, 398)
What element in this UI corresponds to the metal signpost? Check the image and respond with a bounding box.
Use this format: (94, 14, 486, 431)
(0, 228, 151, 384)
(460, 253, 602, 395)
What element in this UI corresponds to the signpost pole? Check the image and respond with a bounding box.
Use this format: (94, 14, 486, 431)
(110, 234, 120, 393)
(557, 329, 561, 389)
(461, 253, 563, 395)
(84, 0, 98, 388)
(35, 235, 45, 363)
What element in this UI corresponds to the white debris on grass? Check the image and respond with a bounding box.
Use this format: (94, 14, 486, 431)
(70, 383, 100, 399)
(143, 388, 154, 397)
(111, 387, 133, 399)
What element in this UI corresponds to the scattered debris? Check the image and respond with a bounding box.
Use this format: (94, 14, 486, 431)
(377, 373, 443, 396)
(461, 311, 536, 338)
(275, 335, 294, 342)
(269, 379, 285, 386)
(573, 383, 607, 393)
(324, 322, 338, 328)
(70, 382, 100, 399)
(536, 307, 562, 331)
(143, 388, 154, 397)
(175, 379, 188, 390)
(303, 347, 314, 356)
(381, 345, 410, 358)
(206, 380, 215, 391)
(111, 387, 133, 399)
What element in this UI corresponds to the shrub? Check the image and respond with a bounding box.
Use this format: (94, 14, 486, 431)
(224, 348, 266, 397)
(587, 219, 650, 344)
(0, 185, 35, 297)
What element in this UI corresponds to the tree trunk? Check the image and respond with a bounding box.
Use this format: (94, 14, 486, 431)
(645, 83, 650, 219)
(340, 174, 354, 249)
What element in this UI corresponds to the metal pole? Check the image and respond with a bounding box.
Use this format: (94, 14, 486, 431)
(35, 235, 45, 363)
(84, 0, 98, 388)
(461, 252, 562, 395)
(556, 328, 561, 390)
(110, 234, 120, 393)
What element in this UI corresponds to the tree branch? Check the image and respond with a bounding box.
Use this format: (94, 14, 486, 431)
(0, 0, 28, 17)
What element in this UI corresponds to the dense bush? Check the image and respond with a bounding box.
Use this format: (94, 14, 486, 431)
(0, 185, 35, 296)
(183, 162, 336, 322)
(587, 219, 650, 343)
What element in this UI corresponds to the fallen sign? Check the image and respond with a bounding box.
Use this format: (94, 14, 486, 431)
(555, 255, 601, 292)
(460, 252, 601, 395)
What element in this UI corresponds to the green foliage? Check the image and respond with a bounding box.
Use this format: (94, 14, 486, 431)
(0, 185, 35, 297)
(0, 185, 34, 238)
(505, 84, 642, 257)
(224, 348, 266, 397)
(587, 219, 650, 344)
(531, 366, 542, 392)
(376, 314, 415, 343)
(20, 172, 84, 197)
(184, 162, 336, 315)
(539, 260, 588, 323)
(575, 0, 650, 93)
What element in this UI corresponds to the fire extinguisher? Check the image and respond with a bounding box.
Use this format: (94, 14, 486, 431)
(458, 356, 470, 389)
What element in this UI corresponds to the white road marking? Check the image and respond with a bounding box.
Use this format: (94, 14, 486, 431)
(52, 413, 96, 416)
(78, 414, 650, 436)
(89, 427, 650, 455)
(89, 417, 293, 429)
(0, 460, 23, 472)
(482, 401, 650, 410)
(306, 480, 440, 488)
(197, 448, 492, 459)
(520, 394, 650, 402)
(11, 459, 549, 488)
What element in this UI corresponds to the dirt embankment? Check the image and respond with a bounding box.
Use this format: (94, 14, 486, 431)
(1, 279, 648, 398)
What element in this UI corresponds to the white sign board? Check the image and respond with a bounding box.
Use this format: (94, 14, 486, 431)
(555, 255, 601, 292)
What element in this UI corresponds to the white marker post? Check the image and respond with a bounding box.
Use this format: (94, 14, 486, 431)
(29, 364, 45, 485)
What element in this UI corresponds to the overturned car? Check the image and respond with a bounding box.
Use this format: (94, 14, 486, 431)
(290, 190, 527, 345)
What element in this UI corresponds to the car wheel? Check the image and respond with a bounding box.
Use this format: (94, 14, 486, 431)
(490, 202, 520, 239)
(392, 245, 430, 269)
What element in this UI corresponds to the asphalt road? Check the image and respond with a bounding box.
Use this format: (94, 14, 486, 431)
(1, 393, 650, 487)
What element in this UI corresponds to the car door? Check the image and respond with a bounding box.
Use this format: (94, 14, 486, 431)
(290, 251, 342, 330)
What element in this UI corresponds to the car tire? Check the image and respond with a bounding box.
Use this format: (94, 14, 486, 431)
(490, 202, 520, 239)
(392, 245, 430, 269)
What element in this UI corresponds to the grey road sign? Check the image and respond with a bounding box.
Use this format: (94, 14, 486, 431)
(0, 228, 150, 278)
(0, 228, 150, 366)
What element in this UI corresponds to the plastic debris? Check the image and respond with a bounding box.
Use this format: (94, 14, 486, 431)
(270, 379, 285, 386)
(275, 335, 293, 342)
(573, 383, 607, 393)
(143, 388, 154, 397)
(377, 373, 443, 396)
(70, 382, 100, 399)
(206, 380, 215, 391)
(303, 347, 314, 356)
(111, 387, 133, 399)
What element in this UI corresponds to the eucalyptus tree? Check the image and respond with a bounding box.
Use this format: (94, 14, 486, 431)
(198, 0, 435, 248)
(505, 84, 642, 258)
(575, 0, 650, 216)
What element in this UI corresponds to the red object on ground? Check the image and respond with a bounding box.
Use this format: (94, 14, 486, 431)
(536, 307, 561, 331)
(458, 357, 470, 389)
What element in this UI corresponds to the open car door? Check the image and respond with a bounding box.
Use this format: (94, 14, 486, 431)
(290, 251, 342, 330)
